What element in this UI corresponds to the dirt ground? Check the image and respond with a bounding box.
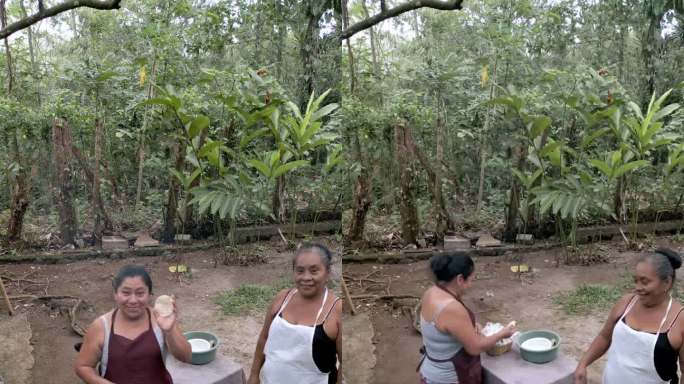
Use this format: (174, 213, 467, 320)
(0, 238, 340, 384)
(344, 238, 684, 384)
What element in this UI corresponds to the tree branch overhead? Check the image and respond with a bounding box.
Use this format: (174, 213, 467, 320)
(340, 0, 464, 40)
(0, 0, 122, 40)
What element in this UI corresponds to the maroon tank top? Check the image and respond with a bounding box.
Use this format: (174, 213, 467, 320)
(103, 308, 173, 384)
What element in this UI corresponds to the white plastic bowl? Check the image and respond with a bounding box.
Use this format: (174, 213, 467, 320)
(188, 338, 211, 353)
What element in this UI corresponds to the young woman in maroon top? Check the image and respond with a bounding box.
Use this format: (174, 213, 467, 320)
(74, 265, 192, 384)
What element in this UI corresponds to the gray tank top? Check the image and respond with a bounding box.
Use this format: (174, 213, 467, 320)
(419, 299, 462, 383)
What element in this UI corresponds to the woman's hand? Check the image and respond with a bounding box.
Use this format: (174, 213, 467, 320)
(497, 321, 516, 340)
(247, 374, 260, 384)
(154, 295, 178, 332)
(574, 364, 587, 384)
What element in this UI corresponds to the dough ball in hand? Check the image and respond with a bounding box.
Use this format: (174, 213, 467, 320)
(155, 295, 173, 317)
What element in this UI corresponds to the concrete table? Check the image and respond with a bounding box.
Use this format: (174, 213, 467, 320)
(166, 354, 246, 384)
(482, 350, 576, 384)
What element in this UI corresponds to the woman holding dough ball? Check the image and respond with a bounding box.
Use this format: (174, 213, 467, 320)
(75, 265, 191, 384)
(248, 243, 342, 384)
(418, 253, 516, 384)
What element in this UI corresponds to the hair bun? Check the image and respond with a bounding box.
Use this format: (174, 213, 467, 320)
(656, 248, 682, 270)
(430, 254, 451, 280)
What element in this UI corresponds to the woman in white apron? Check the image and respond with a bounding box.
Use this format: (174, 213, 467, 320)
(574, 248, 684, 384)
(248, 243, 342, 384)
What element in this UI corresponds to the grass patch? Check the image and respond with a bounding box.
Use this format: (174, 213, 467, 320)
(215, 278, 290, 316)
(555, 285, 625, 315)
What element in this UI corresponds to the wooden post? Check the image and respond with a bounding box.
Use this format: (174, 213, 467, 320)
(341, 275, 356, 316)
(0, 276, 14, 316)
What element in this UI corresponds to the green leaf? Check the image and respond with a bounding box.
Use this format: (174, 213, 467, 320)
(613, 160, 650, 178)
(138, 97, 179, 110)
(581, 127, 611, 148)
(652, 103, 680, 123)
(589, 159, 612, 178)
(240, 127, 271, 149)
(272, 160, 310, 178)
(186, 168, 201, 189)
(530, 116, 552, 138)
(95, 70, 118, 83)
(311, 103, 338, 122)
(188, 115, 210, 139)
(199, 141, 221, 158)
(248, 159, 271, 178)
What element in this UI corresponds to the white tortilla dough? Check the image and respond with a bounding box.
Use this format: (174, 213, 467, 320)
(155, 295, 173, 317)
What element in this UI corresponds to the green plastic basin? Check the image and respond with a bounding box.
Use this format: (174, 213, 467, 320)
(184, 331, 219, 365)
(515, 330, 560, 364)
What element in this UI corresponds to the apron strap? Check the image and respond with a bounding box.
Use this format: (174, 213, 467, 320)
(275, 289, 297, 317)
(619, 295, 638, 321)
(313, 289, 329, 325)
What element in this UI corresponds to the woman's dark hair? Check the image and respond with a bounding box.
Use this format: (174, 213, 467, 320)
(430, 253, 475, 282)
(638, 248, 682, 287)
(293, 243, 333, 271)
(113, 265, 153, 293)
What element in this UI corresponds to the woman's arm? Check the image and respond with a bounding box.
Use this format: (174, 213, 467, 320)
(74, 318, 114, 384)
(247, 289, 290, 384)
(154, 297, 191, 363)
(164, 322, 192, 363)
(574, 294, 633, 383)
(442, 303, 515, 356)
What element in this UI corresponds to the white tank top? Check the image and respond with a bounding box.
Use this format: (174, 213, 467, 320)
(603, 296, 672, 384)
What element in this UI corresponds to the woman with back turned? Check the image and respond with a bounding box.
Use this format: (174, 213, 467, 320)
(418, 253, 515, 384)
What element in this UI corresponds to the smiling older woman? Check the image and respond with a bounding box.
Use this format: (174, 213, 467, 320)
(248, 243, 342, 384)
(74, 265, 191, 384)
(575, 248, 684, 384)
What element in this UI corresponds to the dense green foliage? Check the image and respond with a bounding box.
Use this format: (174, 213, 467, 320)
(342, 0, 684, 245)
(0, 0, 344, 246)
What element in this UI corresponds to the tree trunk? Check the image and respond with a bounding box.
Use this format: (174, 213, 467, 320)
(299, 4, 318, 107)
(69, 139, 113, 231)
(272, 175, 286, 223)
(347, 170, 372, 241)
(18, 0, 36, 74)
(135, 58, 157, 207)
(52, 118, 78, 246)
(7, 173, 30, 242)
(92, 118, 104, 247)
(394, 120, 420, 245)
(404, 121, 453, 239)
(476, 58, 497, 217)
(503, 145, 525, 241)
(342, 0, 356, 94)
(361, 0, 380, 78)
(1, 0, 14, 94)
(614, 176, 626, 223)
(162, 141, 185, 243)
(642, 8, 664, 107)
